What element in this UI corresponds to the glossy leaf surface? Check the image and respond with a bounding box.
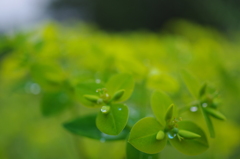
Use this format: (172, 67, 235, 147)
(63, 114, 130, 141)
(169, 121, 209, 155)
(96, 103, 128, 135)
(128, 117, 167, 154)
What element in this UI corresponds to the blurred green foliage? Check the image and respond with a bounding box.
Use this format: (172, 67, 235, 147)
(0, 20, 240, 159)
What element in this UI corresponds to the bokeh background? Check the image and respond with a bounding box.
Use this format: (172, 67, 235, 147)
(1, 0, 240, 159)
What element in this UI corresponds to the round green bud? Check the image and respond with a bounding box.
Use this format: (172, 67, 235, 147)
(156, 130, 165, 140)
(112, 89, 125, 101)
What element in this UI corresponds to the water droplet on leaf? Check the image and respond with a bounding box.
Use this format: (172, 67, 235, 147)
(101, 106, 110, 114)
(190, 106, 198, 112)
(167, 131, 177, 139)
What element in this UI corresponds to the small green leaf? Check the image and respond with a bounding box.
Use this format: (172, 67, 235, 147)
(126, 142, 159, 159)
(201, 107, 215, 138)
(204, 107, 226, 120)
(128, 117, 167, 154)
(96, 103, 128, 135)
(75, 81, 104, 107)
(178, 130, 201, 139)
(41, 90, 72, 117)
(84, 94, 102, 103)
(63, 114, 130, 141)
(112, 89, 125, 102)
(181, 70, 200, 99)
(165, 104, 174, 122)
(151, 91, 176, 127)
(169, 121, 209, 155)
(199, 83, 207, 97)
(105, 73, 134, 103)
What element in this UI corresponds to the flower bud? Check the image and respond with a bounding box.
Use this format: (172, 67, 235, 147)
(204, 107, 226, 120)
(156, 130, 165, 140)
(178, 130, 201, 139)
(165, 104, 174, 122)
(84, 95, 101, 103)
(112, 89, 125, 101)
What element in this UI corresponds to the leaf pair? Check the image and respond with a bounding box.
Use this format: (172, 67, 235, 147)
(73, 73, 134, 135)
(181, 70, 226, 138)
(63, 114, 130, 141)
(128, 91, 209, 155)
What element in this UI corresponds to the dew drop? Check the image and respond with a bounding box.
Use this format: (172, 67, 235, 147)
(167, 132, 177, 139)
(118, 108, 122, 111)
(95, 79, 101, 84)
(101, 106, 110, 114)
(100, 138, 106, 143)
(190, 106, 198, 112)
(202, 103, 208, 108)
(25, 82, 41, 95)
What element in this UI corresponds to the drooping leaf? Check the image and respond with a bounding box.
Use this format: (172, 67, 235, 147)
(201, 107, 215, 138)
(105, 73, 134, 103)
(181, 70, 200, 99)
(204, 107, 226, 121)
(169, 121, 209, 155)
(96, 103, 129, 135)
(199, 82, 207, 98)
(75, 81, 104, 107)
(63, 114, 130, 141)
(151, 91, 176, 127)
(126, 142, 159, 159)
(128, 117, 167, 154)
(41, 90, 72, 117)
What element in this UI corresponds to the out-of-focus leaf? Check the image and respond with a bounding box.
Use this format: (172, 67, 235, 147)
(41, 90, 72, 116)
(181, 70, 200, 99)
(126, 142, 159, 159)
(63, 114, 130, 141)
(96, 103, 128, 135)
(169, 121, 209, 155)
(105, 73, 134, 103)
(128, 117, 167, 154)
(201, 107, 215, 138)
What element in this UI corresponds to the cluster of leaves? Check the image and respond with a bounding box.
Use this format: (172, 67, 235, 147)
(63, 71, 225, 158)
(1, 21, 238, 159)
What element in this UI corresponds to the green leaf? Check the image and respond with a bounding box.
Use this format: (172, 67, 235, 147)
(96, 103, 129, 135)
(75, 81, 104, 107)
(169, 121, 209, 155)
(204, 107, 226, 121)
(105, 73, 134, 103)
(165, 104, 174, 122)
(128, 117, 167, 154)
(199, 83, 207, 98)
(151, 91, 175, 127)
(201, 107, 215, 138)
(181, 70, 200, 99)
(63, 114, 130, 141)
(111, 89, 125, 102)
(126, 142, 159, 159)
(41, 90, 72, 117)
